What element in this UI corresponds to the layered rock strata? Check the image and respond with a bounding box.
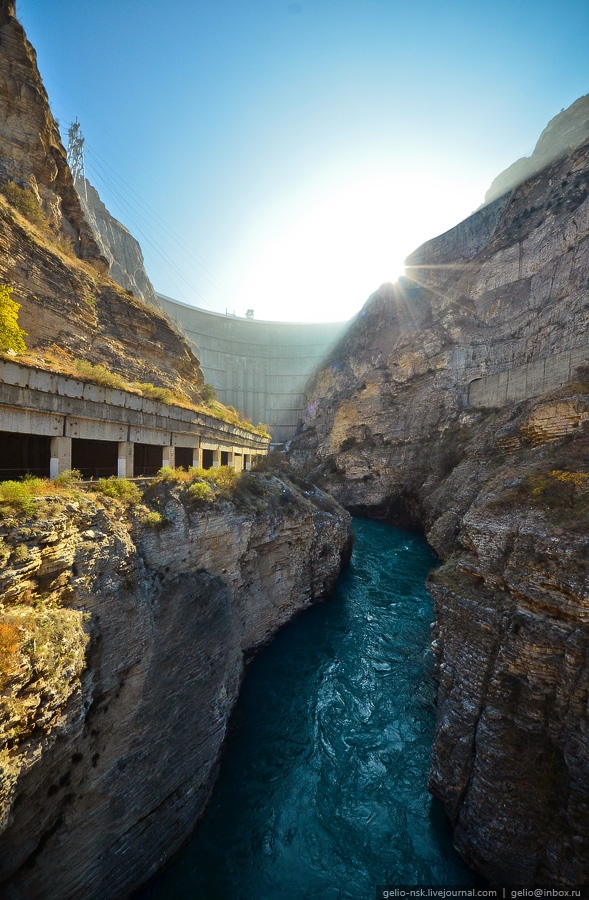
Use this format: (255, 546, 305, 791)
(289, 114, 589, 882)
(0, 476, 351, 899)
(0, 0, 203, 400)
(0, 0, 104, 269)
(79, 179, 161, 310)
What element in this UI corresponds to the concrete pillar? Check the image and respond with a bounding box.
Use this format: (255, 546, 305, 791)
(233, 452, 243, 472)
(192, 447, 201, 468)
(162, 445, 175, 469)
(212, 449, 221, 468)
(244, 454, 251, 471)
(117, 442, 134, 478)
(50, 436, 72, 479)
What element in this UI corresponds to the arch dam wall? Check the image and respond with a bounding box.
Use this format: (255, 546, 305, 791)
(157, 293, 350, 444)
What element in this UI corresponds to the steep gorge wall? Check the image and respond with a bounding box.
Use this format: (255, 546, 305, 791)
(289, 114, 589, 883)
(0, 0, 104, 270)
(79, 178, 161, 310)
(0, 476, 351, 899)
(0, 0, 204, 402)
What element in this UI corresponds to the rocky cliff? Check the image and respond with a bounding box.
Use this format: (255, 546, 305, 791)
(78, 178, 161, 310)
(0, 0, 203, 401)
(0, 475, 351, 899)
(485, 93, 589, 205)
(289, 104, 589, 883)
(0, 1, 104, 270)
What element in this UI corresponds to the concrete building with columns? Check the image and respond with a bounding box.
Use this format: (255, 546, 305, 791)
(157, 294, 350, 445)
(0, 360, 269, 480)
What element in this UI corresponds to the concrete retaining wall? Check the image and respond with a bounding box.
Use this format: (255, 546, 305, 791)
(0, 360, 269, 478)
(468, 345, 589, 407)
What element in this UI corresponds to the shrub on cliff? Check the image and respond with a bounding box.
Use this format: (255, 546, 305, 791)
(132, 382, 184, 405)
(201, 382, 216, 403)
(73, 359, 129, 391)
(230, 472, 267, 510)
(142, 510, 165, 527)
(53, 469, 82, 487)
(0, 181, 47, 231)
(185, 481, 214, 504)
(0, 285, 27, 354)
(0, 479, 38, 515)
(153, 467, 190, 484)
(0, 620, 20, 692)
(203, 466, 238, 490)
(93, 477, 142, 505)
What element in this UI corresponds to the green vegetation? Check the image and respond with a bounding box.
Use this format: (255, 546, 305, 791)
(92, 477, 142, 505)
(0, 620, 20, 691)
(495, 465, 589, 529)
(0, 284, 27, 353)
(53, 469, 82, 487)
(131, 381, 178, 405)
(153, 466, 188, 484)
(0, 477, 40, 515)
(148, 464, 262, 510)
(185, 481, 214, 504)
(12, 543, 29, 563)
(201, 382, 216, 403)
(0, 604, 89, 744)
(142, 510, 165, 527)
(195, 465, 238, 489)
(72, 359, 129, 391)
(0, 181, 47, 231)
(198, 395, 271, 438)
(527, 469, 589, 508)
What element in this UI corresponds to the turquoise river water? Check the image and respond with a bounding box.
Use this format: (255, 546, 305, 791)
(139, 517, 476, 899)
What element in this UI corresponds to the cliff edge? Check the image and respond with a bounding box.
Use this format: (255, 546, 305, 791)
(485, 93, 589, 204)
(0, 473, 352, 899)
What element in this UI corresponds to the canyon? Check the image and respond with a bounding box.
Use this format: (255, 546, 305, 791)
(0, 3, 351, 897)
(0, 476, 351, 899)
(289, 98, 589, 883)
(2, 0, 589, 890)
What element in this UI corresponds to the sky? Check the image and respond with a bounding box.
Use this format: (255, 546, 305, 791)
(15, 0, 589, 323)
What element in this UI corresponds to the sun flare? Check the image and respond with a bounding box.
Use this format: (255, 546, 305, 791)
(235, 173, 482, 322)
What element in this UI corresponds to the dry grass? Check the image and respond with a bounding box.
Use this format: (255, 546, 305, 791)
(0, 345, 270, 437)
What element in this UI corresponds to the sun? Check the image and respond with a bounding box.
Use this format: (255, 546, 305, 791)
(235, 172, 482, 322)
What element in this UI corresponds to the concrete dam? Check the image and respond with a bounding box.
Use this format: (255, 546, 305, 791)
(157, 293, 350, 444)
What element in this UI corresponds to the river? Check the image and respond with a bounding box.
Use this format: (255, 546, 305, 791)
(139, 517, 476, 899)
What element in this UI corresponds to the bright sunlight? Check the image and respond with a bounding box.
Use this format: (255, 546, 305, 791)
(234, 173, 487, 322)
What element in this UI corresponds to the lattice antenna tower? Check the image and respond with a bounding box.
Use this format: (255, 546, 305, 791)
(66, 118, 87, 199)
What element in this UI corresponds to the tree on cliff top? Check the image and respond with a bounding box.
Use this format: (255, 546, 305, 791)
(0, 285, 27, 353)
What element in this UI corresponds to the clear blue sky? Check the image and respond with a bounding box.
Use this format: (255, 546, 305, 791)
(16, 0, 589, 322)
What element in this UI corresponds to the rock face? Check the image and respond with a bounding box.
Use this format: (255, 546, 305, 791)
(0, 477, 352, 899)
(485, 93, 589, 204)
(0, 0, 203, 400)
(0, 0, 105, 270)
(289, 109, 589, 883)
(79, 178, 161, 310)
